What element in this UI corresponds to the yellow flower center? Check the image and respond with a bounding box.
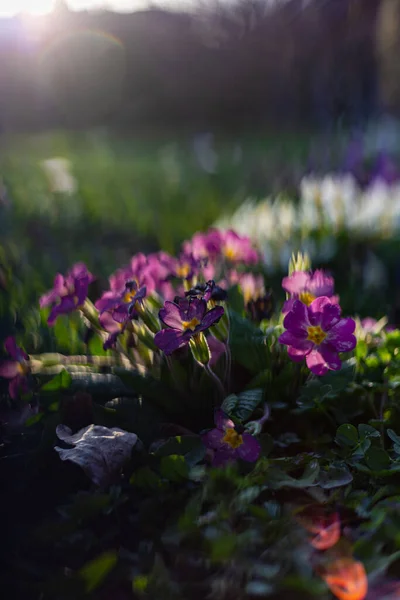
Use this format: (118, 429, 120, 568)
(222, 427, 243, 449)
(224, 246, 237, 261)
(307, 325, 327, 345)
(176, 264, 191, 278)
(123, 290, 137, 303)
(299, 291, 316, 306)
(17, 362, 29, 375)
(182, 317, 201, 331)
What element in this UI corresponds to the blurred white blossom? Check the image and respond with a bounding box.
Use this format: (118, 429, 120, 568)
(41, 157, 78, 195)
(215, 170, 400, 272)
(192, 132, 218, 174)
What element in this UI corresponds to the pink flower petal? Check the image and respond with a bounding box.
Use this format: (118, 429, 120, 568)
(0, 360, 19, 379)
(279, 330, 309, 348)
(327, 318, 356, 352)
(306, 346, 341, 375)
(202, 427, 225, 450)
(288, 345, 312, 362)
(159, 302, 184, 330)
(282, 271, 311, 295)
(283, 300, 310, 334)
(214, 409, 235, 431)
(308, 297, 341, 329)
(198, 306, 224, 330)
(238, 434, 261, 462)
(154, 328, 188, 354)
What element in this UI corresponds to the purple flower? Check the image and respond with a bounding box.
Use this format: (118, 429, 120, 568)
(208, 335, 226, 368)
(170, 253, 202, 281)
(221, 230, 260, 264)
(154, 297, 224, 355)
(96, 280, 146, 320)
(40, 263, 94, 326)
(282, 269, 339, 313)
(279, 297, 356, 376)
(201, 409, 261, 467)
(183, 229, 223, 261)
(0, 337, 30, 399)
(185, 280, 227, 303)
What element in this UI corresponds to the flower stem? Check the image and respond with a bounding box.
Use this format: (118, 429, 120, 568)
(204, 363, 226, 399)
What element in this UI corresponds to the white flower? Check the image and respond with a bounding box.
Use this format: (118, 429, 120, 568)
(192, 132, 218, 174)
(55, 424, 138, 487)
(319, 174, 359, 230)
(41, 157, 78, 195)
(362, 251, 387, 290)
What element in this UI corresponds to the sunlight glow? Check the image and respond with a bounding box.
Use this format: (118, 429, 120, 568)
(0, 0, 56, 16)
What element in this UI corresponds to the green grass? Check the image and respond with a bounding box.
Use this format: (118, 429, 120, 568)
(0, 129, 311, 321)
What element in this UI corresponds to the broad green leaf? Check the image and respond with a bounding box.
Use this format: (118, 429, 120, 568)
(358, 424, 380, 440)
(130, 466, 161, 490)
(79, 551, 117, 593)
(335, 424, 359, 448)
(267, 460, 320, 489)
(229, 311, 269, 373)
(25, 412, 43, 426)
(387, 429, 400, 446)
(154, 436, 206, 468)
(364, 447, 391, 472)
(160, 455, 189, 482)
(221, 389, 263, 421)
(227, 284, 245, 314)
(40, 368, 72, 392)
(317, 462, 353, 489)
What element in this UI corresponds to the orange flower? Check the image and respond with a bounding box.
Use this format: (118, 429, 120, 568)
(296, 507, 341, 550)
(322, 558, 368, 600)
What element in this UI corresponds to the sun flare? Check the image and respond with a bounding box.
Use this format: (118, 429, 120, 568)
(0, 0, 56, 17)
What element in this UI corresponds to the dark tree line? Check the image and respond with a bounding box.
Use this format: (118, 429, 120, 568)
(0, 0, 389, 133)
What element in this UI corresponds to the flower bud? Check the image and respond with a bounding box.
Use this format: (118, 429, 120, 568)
(189, 332, 211, 365)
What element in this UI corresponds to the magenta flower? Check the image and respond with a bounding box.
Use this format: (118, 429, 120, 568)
(96, 280, 146, 319)
(170, 252, 202, 281)
(0, 337, 30, 399)
(154, 297, 224, 355)
(279, 297, 356, 376)
(183, 229, 223, 261)
(201, 409, 261, 467)
(282, 269, 339, 313)
(208, 335, 226, 368)
(185, 280, 227, 303)
(221, 230, 260, 264)
(40, 263, 94, 326)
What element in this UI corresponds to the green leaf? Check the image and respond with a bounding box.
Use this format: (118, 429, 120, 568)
(160, 455, 189, 482)
(387, 429, 400, 446)
(154, 435, 206, 468)
(40, 368, 72, 392)
(130, 466, 161, 490)
(267, 460, 320, 489)
(88, 332, 110, 356)
(132, 575, 149, 593)
(221, 389, 263, 421)
(355, 340, 368, 360)
(114, 368, 180, 412)
(25, 412, 44, 426)
(364, 447, 391, 472)
(227, 285, 245, 314)
(335, 424, 359, 448)
(79, 551, 117, 593)
(358, 424, 380, 441)
(210, 533, 237, 562)
(317, 462, 353, 489)
(229, 311, 269, 374)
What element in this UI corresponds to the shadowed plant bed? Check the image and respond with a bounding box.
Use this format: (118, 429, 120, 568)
(1, 228, 400, 600)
